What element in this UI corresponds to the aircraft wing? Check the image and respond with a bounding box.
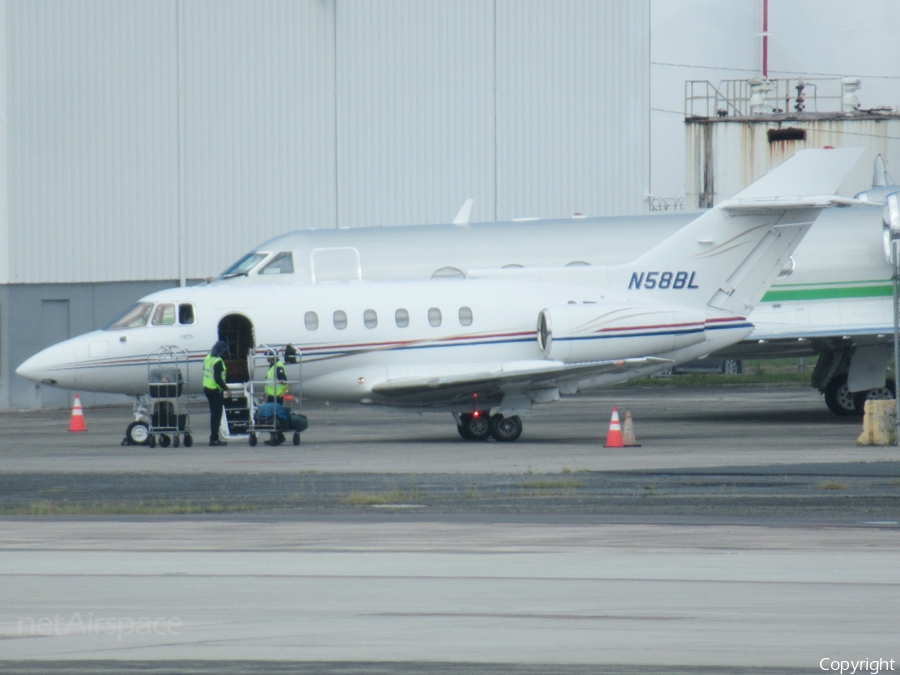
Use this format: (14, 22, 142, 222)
(713, 327, 894, 360)
(370, 357, 671, 405)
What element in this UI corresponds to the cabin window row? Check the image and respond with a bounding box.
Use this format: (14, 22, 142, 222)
(304, 307, 474, 330)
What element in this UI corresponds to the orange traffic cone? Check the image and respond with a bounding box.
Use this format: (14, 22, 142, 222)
(68, 394, 87, 432)
(604, 407, 623, 447)
(622, 409, 641, 447)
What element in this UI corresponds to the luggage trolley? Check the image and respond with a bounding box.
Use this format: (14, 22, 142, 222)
(143, 346, 192, 448)
(246, 344, 305, 447)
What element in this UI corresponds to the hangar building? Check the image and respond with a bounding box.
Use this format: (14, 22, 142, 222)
(1, 0, 898, 409)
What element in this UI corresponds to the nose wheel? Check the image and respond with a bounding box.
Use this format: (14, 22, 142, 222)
(124, 421, 150, 446)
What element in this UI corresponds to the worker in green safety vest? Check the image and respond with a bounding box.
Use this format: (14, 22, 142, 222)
(262, 351, 289, 447)
(265, 353, 288, 406)
(203, 340, 229, 446)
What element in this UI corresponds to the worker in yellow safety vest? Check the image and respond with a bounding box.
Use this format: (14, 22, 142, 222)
(203, 340, 229, 446)
(265, 353, 288, 406)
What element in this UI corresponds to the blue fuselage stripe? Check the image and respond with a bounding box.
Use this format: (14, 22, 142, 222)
(50, 322, 750, 371)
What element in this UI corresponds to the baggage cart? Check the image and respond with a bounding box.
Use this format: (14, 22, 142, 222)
(245, 344, 304, 447)
(141, 346, 192, 448)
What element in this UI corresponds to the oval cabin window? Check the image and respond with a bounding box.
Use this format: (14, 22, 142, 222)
(395, 308, 409, 328)
(364, 309, 377, 328)
(304, 311, 319, 330)
(333, 310, 347, 330)
(458, 306, 473, 326)
(428, 307, 442, 327)
(432, 266, 466, 279)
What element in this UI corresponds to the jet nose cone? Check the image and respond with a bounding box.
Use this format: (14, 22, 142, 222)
(16, 342, 77, 385)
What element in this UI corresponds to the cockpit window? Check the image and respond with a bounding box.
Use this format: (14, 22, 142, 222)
(151, 303, 176, 325)
(106, 302, 154, 330)
(179, 304, 195, 324)
(219, 252, 268, 279)
(258, 251, 294, 275)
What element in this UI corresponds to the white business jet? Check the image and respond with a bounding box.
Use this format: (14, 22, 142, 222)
(17, 148, 863, 442)
(213, 155, 898, 417)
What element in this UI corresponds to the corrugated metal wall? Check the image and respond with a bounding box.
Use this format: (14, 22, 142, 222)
(0, 0, 650, 284)
(336, 0, 496, 229)
(496, 0, 649, 220)
(6, 0, 180, 284)
(182, 0, 337, 277)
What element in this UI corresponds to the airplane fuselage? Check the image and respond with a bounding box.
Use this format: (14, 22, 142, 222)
(18, 277, 751, 411)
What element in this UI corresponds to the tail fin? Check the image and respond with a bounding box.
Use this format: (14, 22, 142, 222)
(873, 154, 888, 187)
(619, 147, 865, 315)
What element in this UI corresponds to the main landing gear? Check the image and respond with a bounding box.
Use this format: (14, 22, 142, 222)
(823, 374, 896, 416)
(457, 411, 523, 442)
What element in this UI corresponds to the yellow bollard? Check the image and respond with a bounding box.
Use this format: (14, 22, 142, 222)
(857, 399, 898, 446)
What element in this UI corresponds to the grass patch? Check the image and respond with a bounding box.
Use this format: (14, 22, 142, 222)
(625, 358, 812, 387)
(341, 489, 421, 506)
(819, 481, 850, 491)
(625, 372, 809, 387)
(0, 500, 259, 516)
(521, 479, 583, 490)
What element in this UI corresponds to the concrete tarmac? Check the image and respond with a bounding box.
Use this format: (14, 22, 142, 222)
(2, 384, 898, 473)
(1, 384, 899, 672)
(1, 519, 898, 670)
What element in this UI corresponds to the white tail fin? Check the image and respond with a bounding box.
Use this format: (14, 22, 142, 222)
(453, 198, 474, 226)
(873, 154, 888, 188)
(618, 147, 864, 315)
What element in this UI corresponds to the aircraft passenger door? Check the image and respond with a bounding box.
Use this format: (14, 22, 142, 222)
(218, 314, 254, 383)
(40, 300, 70, 408)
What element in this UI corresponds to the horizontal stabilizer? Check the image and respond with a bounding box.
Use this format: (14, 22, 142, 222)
(728, 147, 864, 202)
(719, 195, 867, 213)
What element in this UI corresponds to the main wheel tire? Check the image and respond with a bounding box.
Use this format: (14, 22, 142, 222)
(824, 374, 859, 416)
(490, 414, 523, 442)
(853, 378, 896, 413)
(159, 434, 171, 448)
(183, 433, 193, 447)
(126, 421, 150, 446)
(457, 424, 475, 440)
(459, 412, 491, 440)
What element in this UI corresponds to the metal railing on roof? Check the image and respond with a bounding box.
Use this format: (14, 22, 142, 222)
(685, 77, 854, 119)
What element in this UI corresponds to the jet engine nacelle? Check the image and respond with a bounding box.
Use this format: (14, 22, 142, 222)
(537, 302, 708, 362)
